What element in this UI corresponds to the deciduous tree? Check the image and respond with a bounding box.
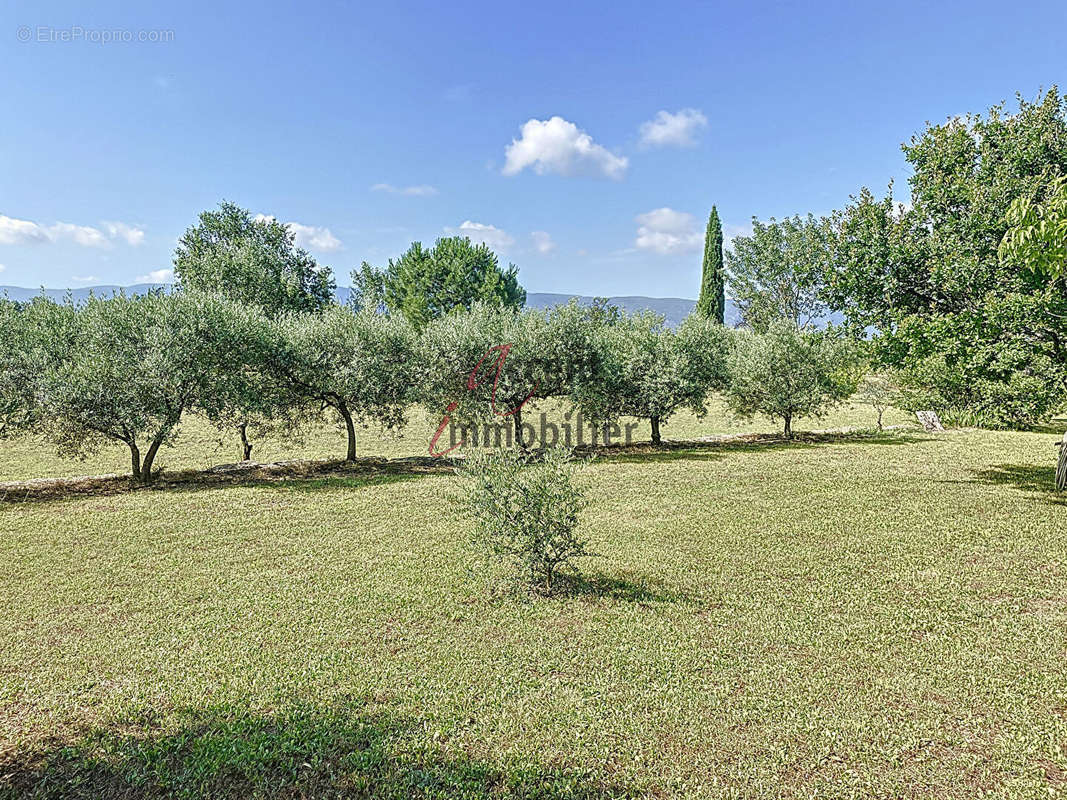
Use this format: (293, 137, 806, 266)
(726, 214, 832, 332)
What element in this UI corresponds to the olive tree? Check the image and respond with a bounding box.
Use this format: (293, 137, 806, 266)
(174, 202, 336, 456)
(418, 301, 604, 451)
(28, 291, 266, 482)
(724, 321, 861, 438)
(0, 297, 79, 437)
(856, 371, 902, 431)
(273, 306, 417, 461)
(576, 312, 731, 444)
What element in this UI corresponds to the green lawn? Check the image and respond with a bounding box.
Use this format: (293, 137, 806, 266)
(1, 403, 1066, 798)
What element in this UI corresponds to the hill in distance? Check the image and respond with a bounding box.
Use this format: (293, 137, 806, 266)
(2, 284, 729, 327)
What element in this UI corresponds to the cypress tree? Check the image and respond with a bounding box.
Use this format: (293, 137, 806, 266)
(696, 206, 725, 324)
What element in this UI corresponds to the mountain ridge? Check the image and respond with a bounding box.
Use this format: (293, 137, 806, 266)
(2, 285, 725, 327)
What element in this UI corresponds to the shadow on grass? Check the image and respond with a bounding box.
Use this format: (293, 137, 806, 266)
(1024, 418, 1067, 435)
(557, 571, 692, 604)
(596, 429, 927, 465)
(0, 457, 455, 507)
(969, 464, 1067, 506)
(0, 430, 928, 506)
(0, 699, 638, 800)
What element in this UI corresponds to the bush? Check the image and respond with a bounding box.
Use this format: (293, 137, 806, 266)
(458, 448, 589, 592)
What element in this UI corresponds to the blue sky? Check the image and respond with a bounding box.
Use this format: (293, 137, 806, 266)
(2, 0, 1065, 298)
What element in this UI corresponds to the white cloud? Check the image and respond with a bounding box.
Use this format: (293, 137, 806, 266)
(638, 108, 708, 149)
(530, 230, 556, 254)
(503, 116, 628, 179)
(253, 214, 342, 252)
(0, 263, 5, 273)
(371, 183, 439, 197)
(286, 222, 342, 251)
(445, 220, 515, 251)
(0, 215, 51, 245)
(634, 208, 703, 254)
(46, 222, 110, 248)
(0, 214, 144, 248)
(135, 268, 173, 283)
(103, 221, 145, 246)
(71, 275, 99, 283)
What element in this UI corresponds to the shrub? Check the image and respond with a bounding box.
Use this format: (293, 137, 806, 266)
(458, 448, 589, 592)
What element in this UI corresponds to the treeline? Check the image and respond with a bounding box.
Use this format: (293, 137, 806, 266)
(0, 292, 867, 483)
(723, 88, 1067, 428)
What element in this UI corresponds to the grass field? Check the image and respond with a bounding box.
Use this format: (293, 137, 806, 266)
(2, 400, 1066, 798)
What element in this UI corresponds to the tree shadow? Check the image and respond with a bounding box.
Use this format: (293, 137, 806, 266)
(557, 571, 692, 604)
(969, 464, 1067, 506)
(1025, 421, 1067, 435)
(0, 431, 928, 506)
(594, 430, 927, 466)
(0, 457, 455, 507)
(0, 699, 639, 799)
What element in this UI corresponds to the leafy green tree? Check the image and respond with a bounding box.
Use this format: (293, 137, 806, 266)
(25, 292, 265, 482)
(418, 301, 603, 450)
(576, 312, 731, 444)
(174, 202, 335, 314)
(174, 202, 335, 457)
(363, 237, 526, 328)
(724, 321, 861, 438)
(726, 214, 832, 332)
(0, 297, 78, 438)
(1001, 173, 1067, 279)
(274, 306, 417, 461)
(696, 206, 726, 323)
(349, 262, 387, 313)
(827, 90, 1067, 427)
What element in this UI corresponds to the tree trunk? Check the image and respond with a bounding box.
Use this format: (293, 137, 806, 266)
(338, 403, 357, 461)
(784, 413, 793, 439)
(140, 436, 166, 484)
(876, 408, 884, 432)
(514, 408, 527, 451)
(128, 440, 142, 481)
(650, 415, 661, 445)
(1057, 433, 1067, 492)
(238, 422, 253, 461)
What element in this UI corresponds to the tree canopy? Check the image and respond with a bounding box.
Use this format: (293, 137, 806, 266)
(174, 201, 335, 315)
(726, 214, 832, 332)
(827, 89, 1067, 427)
(361, 237, 525, 328)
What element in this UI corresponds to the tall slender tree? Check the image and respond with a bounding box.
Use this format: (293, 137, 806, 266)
(696, 206, 726, 323)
